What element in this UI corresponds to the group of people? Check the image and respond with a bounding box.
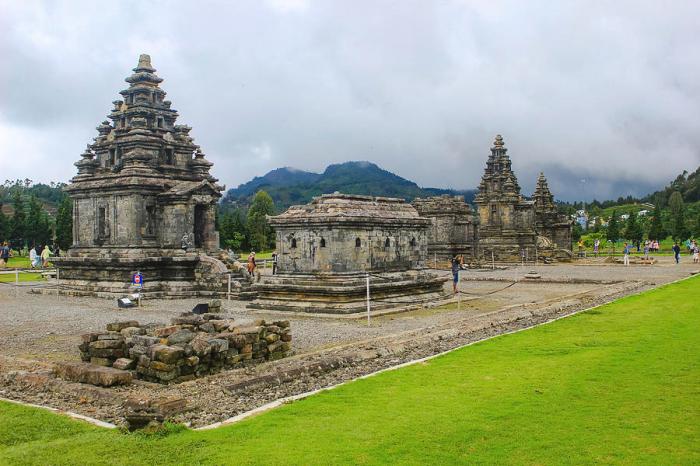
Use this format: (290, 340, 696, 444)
(0, 242, 56, 268)
(245, 251, 280, 279)
(29, 244, 55, 268)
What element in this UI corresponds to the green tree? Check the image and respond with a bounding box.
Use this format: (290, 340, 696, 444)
(668, 191, 688, 241)
(10, 189, 26, 244)
(624, 210, 643, 246)
(0, 205, 9, 241)
(55, 196, 73, 251)
(246, 190, 275, 252)
(647, 204, 665, 241)
(25, 195, 52, 247)
(606, 210, 620, 243)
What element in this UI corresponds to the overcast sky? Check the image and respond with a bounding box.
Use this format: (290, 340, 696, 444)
(1, 0, 699, 201)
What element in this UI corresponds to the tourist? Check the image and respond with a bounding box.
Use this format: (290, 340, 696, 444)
(643, 241, 649, 260)
(672, 242, 681, 264)
(577, 239, 584, 258)
(653, 240, 659, 252)
(0, 241, 9, 267)
(271, 251, 278, 275)
(593, 239, 600, 257)
(41, 244, 52, 267)
(29, 245, 39, 268)
(623, 242, 630, 266)
(247, 251, 256, 277)
(451, 254, 462, 293)
(693, 241, 699, 264)
(181, 233, 190, 251)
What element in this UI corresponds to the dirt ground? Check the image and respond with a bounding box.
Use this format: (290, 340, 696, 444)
(0, 256, 696, 427)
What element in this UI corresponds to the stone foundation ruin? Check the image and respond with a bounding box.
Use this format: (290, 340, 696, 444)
(64, 301, 292, 385)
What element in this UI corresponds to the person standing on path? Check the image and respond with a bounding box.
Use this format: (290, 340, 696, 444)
(271, 251, 278, 275)
(451, 254, 462, 294)
(593, 239, 600, 257)
(29, 245, 39, 268)
(246, 251, 256, 279)
(672, 242, 681, 264)
(623, 242, 630, 266)
(41, 244, 52, 267)
(0, 242, 9, 267)
(643, 241, 650, 260)
(692, 241, 699, 264)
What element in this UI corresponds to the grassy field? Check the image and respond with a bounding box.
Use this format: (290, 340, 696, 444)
(0, 271, 44, 283)
(1, 276, 698, 465)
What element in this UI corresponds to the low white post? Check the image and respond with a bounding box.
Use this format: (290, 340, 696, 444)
(15, 269, 19, 285)
(491, 251, 495, 270)
(366, 273, 371, 326)
(457, 288, 461, 312)
(227, 273, 231, 301)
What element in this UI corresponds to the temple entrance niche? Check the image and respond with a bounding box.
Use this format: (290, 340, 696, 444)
(194, 204, 206, 248)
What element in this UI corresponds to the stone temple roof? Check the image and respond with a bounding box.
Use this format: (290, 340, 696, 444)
(269, 193, 431, 227)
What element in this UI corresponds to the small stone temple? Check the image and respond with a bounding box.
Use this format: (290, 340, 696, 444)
(248, 193, 449, 314)
(412, 195, 477, 261)
(532, 172, 572, 251)
(54, 54, 225, 296)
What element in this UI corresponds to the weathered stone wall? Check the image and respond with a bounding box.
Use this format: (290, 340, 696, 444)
(413, 195, 477, 260)
(77, 302, 292, 384)
(275, 226, 428, 274)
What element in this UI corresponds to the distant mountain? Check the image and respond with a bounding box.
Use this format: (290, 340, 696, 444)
(222, 161, 476, 211)
(643, 166, 700, 207)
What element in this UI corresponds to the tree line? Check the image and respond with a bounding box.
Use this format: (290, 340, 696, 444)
(0, 180, 73, 251)
(218, 190, 276, 253)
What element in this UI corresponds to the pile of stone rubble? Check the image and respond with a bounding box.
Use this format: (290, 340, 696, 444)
(69, 301, 292, 385)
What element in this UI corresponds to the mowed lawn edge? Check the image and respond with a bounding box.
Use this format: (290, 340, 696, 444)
(1, 276, 699, 465)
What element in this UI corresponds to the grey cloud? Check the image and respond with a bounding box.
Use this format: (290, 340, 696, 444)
(0, 0, 699, 201)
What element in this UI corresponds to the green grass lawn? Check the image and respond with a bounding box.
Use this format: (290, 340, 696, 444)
(2, 256, 31, 268)
(1, 276, 698, 465)
(0, 271, 44, 283)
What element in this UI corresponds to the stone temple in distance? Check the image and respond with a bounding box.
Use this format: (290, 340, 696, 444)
(54, 55, 226, 296)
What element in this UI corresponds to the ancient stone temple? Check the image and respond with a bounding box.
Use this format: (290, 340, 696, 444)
(54, 54, 224, 296)
(248, 193, 449, 314)
(474, 135, 537, 260)
(412, 195, 477, 261)
(532, 172, 572, 251)
(471, 135, 573, 261)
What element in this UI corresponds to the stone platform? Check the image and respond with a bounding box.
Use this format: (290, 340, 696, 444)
(248, 270, 450, 314)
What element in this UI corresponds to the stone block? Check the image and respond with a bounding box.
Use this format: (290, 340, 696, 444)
(90, 357, 113, 366)
(89, 348, 125, 359)
(185, 356, 199, 366)
(208, 338, 229, 353)
(210, 320, 230, 332)
(150, 361, 177, 372)
(199, 322, 216, 333)
(132, 335, 161, 347)
(265, 333, 280, 344)
(252, 319, 266, 326)
(106, 321, 140, 332)
(153, 326, 179, 337)
(121, 326, 146, 337)
(81, 333, 101, 343)
(97, 332, 123, 340)
(151, 345, 184, 364)
(166, 329, 195, 346)
(190, 337, 212, 356)
(274, 320, 290, 328)
(172, 315, 203, 326)
(280, 333, 292, 342)
(113, 358, 136, 370)
(89, 339, 124, 350)
(54, 362, 132, 387)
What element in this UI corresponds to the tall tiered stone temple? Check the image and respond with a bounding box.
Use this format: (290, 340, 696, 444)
(532, 172, 572, 251)
(474, 135, 537, 259)
(55, 54, 224, 296)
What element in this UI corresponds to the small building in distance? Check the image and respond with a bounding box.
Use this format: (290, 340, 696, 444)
(248, 193, 449, 314)
(412, 195, 477, 261)
(54, 54, 225, 296)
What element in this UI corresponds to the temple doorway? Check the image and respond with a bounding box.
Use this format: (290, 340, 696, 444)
(194, 204, 205, 248)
